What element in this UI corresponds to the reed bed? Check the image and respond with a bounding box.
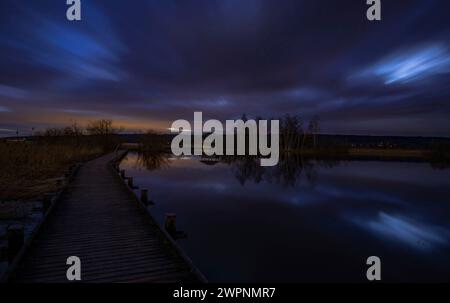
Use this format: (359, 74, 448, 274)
(0, 137, 112, 201)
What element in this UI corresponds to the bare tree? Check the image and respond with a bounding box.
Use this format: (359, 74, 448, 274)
(308, 115, 320, 149)
(63, 122, 84, 136)
(86, 119, 116, 136)
(281, 114, 303, 151)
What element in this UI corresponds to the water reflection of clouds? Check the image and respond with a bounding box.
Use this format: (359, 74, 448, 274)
(315, 184, 405, 206)
(146, 164, 321, 207)
(321, 161, 450, 187)
(349, 212, 449, 252)
(192, 182, 228, 192)
(285, 193, 321, 206)
(122, 153, 450, 281)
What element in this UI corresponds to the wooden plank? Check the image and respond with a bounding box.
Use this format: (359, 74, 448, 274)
(7, 152, 205, 283)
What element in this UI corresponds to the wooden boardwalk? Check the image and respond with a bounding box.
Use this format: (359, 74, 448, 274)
(7, 152, 205, 283)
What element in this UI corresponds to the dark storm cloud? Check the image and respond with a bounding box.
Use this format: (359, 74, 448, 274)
(0, 0, 449, 136)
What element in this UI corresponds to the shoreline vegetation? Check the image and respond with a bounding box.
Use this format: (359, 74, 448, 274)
(1, 116, 450, 205)
(0, 120, 121, 211)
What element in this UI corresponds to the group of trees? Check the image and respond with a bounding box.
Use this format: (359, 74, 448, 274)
(241, 113, 321, 152)
(32, 114, 323, 154)
(35, 120, 119, 137)
(31, 120, 122, 152)
(279, 114, 320, 152)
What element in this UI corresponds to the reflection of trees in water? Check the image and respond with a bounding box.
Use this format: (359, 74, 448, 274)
(137, 151, 171, 171)
(267, 154, 304, 187)
(136, 151, 339, 187)
(222, 154, 339, 187)
(229, 157, 265, 185)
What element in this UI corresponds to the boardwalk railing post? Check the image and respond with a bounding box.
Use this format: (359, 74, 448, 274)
(141, 189, 148, 205)
(7, 224, 24, 263)
(165, 213, 177, 237)
(127, 177, 134, 188)
(120, 170, 126, 179)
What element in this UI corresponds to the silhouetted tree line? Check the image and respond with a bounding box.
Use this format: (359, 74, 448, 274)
(33, 119, 123, 152)
(238, 113, 347, 154)
(277, 114, 320, 151)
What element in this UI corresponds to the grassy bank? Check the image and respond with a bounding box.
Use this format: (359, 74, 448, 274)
(0, 136, 119, 202)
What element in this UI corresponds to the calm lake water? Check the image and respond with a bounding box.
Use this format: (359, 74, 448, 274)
(120, 152, 450, 282)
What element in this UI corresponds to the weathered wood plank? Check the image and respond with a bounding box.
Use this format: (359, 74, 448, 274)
(8, 152, 205, 283)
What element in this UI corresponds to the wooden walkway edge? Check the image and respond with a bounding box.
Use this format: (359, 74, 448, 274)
(4, 151, 206, 283)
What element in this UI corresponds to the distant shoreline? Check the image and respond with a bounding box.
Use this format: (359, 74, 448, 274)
(2, 133, 450, 141)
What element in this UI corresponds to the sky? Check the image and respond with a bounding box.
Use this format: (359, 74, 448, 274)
(0, 0, 449, 137)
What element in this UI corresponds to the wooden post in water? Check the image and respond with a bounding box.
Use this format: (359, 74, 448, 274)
(43, 193, 53, 212)
(120, 170, 126, 179)
(165, 213, 177, 237)
(7, 224, 24, 262)
(127, 177, 134, 188)
(141, 189, 148, 205)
